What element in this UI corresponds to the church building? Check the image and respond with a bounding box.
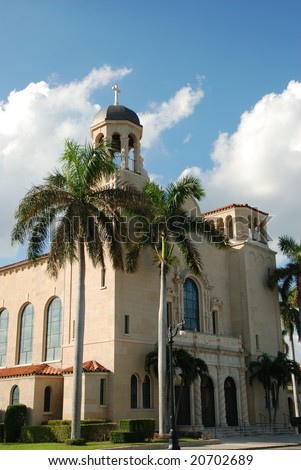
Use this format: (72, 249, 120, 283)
(0, 88, 287, 432)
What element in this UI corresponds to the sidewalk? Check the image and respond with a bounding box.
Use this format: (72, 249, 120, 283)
(179, 432, 301, 450)
(115, 433, 301, 450)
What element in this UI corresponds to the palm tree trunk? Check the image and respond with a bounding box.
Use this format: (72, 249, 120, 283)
(71, 240, 86, 439)
(273, 385, 280, 426)
(265, 385, 272, 427)
(289, 333, 300, 417)
(158, 257, 167, 435)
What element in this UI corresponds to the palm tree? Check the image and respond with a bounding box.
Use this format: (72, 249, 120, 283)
(173, 348, 208, 423)
(268, 235, 301, 332)
(11, 138, 144, 439)
(249, 353, 274, 425)
(271, 351, 301, 425)
(144, 344, 208, 422)
(279, 288, 301, 417)
(249, 351, 301, 426)
(127, 176, 226, 434)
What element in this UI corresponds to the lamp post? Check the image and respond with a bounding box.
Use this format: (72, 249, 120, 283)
(168, 322, 184, 450)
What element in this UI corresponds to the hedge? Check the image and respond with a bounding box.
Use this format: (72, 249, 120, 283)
(110, 431, 144, 444)
(110, 419, 156, 444)
(21, 422, 117, 443)
(0, 423, 4, 442)
(119, 419, 155, 439)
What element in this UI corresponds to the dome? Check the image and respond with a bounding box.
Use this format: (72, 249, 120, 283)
(93, 104, 141, 126)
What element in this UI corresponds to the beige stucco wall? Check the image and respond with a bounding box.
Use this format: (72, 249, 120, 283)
(0, 202, 287, 428)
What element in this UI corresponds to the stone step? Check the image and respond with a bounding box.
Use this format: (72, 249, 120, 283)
(203, 425, 295, 438)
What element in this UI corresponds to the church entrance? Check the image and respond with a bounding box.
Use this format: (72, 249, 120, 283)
(175, 385, 191, 425)
(201, 376, 215, 427)
(224, 377, 238, 426)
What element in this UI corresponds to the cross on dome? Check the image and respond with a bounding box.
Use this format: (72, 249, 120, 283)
(112, 84, 121, 105)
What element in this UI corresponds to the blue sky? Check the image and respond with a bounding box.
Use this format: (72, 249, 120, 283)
(0, 1, 300, 278)
(1, 0, 300, 256)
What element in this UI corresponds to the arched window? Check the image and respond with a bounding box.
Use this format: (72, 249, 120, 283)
(44, 386, 51, 412)
(112, 133, 122, 167)
(0, 308, 9, 367)
(184, 278, 200, 331)
(45, 298, 62, 361)
(18, 304, 34, 364)
(225, 215, 233, 239)
(142, 375, 151, 408)
(130, 374, 138, 409)
(11, 385, 20, 405)
(216, 218, 224, 235)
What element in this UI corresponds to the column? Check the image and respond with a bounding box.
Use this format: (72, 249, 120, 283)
(217, 366, 227, 425)
(239, 367, 249, 425)
(194, 376, 202, 425)
(120, 136, 129, 169)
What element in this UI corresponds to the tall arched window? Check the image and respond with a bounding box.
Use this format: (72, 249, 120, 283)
(0, 308, 9, 367)
(11, 385, 20, 405)
(18, 304, 34, 364)
(44, 386, 51, 412)
(45, 298, 62, 361)
(184, 278, 200, 331)
(142, 375, 151, 408)
(130, 374, 138, 409)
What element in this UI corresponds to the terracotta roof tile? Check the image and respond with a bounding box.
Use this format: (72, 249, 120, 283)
(0, 363, 62, 379)
(63, 360, 109, 374)
(204, 203, 268, 216)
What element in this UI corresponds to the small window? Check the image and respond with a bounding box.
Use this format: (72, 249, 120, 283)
(0, 308, 9, 367)
(44, 386, 51, 412)
(212, 311, 217, 334)
(256, 334, 260, 350)
(130, 374, 138, 409)
(101, 269, 106, 288)
(142, 375, 151, 408)
(124, 315, 130, 334)
(100, 378, 106, 405)
(167, 302, 172, 328)
(11, 385, 20, 405)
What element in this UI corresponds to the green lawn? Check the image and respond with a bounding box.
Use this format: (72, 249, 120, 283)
(0, 438, 197, 450)
(0, 441, 148, 450)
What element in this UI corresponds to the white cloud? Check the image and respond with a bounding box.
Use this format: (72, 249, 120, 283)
(180, 81, 301, 252)
(139, 85, 204, 149)
(0, 69, 203, 262)
(0, 66, 132, 259)
(183, 133, 192, 144)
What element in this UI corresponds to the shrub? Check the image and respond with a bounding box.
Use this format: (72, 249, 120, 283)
(21, 424, 71, 443)
(46, 419, 71, 426)
(110, 419, 156, 444)
(110, 431, 144, 443)
(21, 421, 117, 443)
(21, 425, 56, 443)
(291, 417, 301, 433)
(4, 404, 27, 442)
(80, 423, 117, 442)
(119, 419, 155, 440)
(0, 423, 4, 442)
(65, 438, 86, 446)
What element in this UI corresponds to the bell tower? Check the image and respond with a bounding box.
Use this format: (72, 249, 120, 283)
(90, 85, 148, 188)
